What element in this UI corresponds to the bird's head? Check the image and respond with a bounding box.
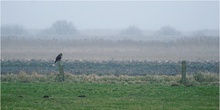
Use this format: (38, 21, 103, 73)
(60, 53, 63, 56)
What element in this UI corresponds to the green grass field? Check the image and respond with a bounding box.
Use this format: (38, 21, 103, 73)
(1, 82, 219, 110)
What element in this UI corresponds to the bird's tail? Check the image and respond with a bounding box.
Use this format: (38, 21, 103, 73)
(52, 60, 57, 66)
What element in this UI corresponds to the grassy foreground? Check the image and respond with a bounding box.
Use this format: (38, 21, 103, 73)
(1, 82, 219, 110)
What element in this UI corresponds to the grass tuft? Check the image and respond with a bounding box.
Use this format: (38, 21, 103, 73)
(17, 71, 30, 83)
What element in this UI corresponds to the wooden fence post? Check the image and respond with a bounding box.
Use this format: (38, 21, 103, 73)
(56, 61, 64, 82)
(181, 61, 187, 85)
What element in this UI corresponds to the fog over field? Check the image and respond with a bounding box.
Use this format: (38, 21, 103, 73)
(1, 1, 219, 61)
(1, 26, 219, 61)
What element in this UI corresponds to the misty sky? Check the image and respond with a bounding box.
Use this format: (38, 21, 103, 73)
(1, 1, 219, 31)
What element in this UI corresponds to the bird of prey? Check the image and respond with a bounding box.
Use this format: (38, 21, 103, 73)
(55, 53, 63, 63)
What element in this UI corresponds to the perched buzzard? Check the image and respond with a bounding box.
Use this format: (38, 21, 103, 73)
(55, 53, 62, 63)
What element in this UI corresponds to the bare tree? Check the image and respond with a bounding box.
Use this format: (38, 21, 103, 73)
(120, 25, 143, 36)
(41, 20, 78, 36)
(1, 25, 28, 37)
(156, 26, 181, 36)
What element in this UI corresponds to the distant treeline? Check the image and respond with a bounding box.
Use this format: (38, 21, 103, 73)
(1, 21, 219, 40)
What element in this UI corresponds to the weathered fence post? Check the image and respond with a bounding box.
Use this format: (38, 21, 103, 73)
(181, 61, 187, 85)
(56, 61, 64, 82)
